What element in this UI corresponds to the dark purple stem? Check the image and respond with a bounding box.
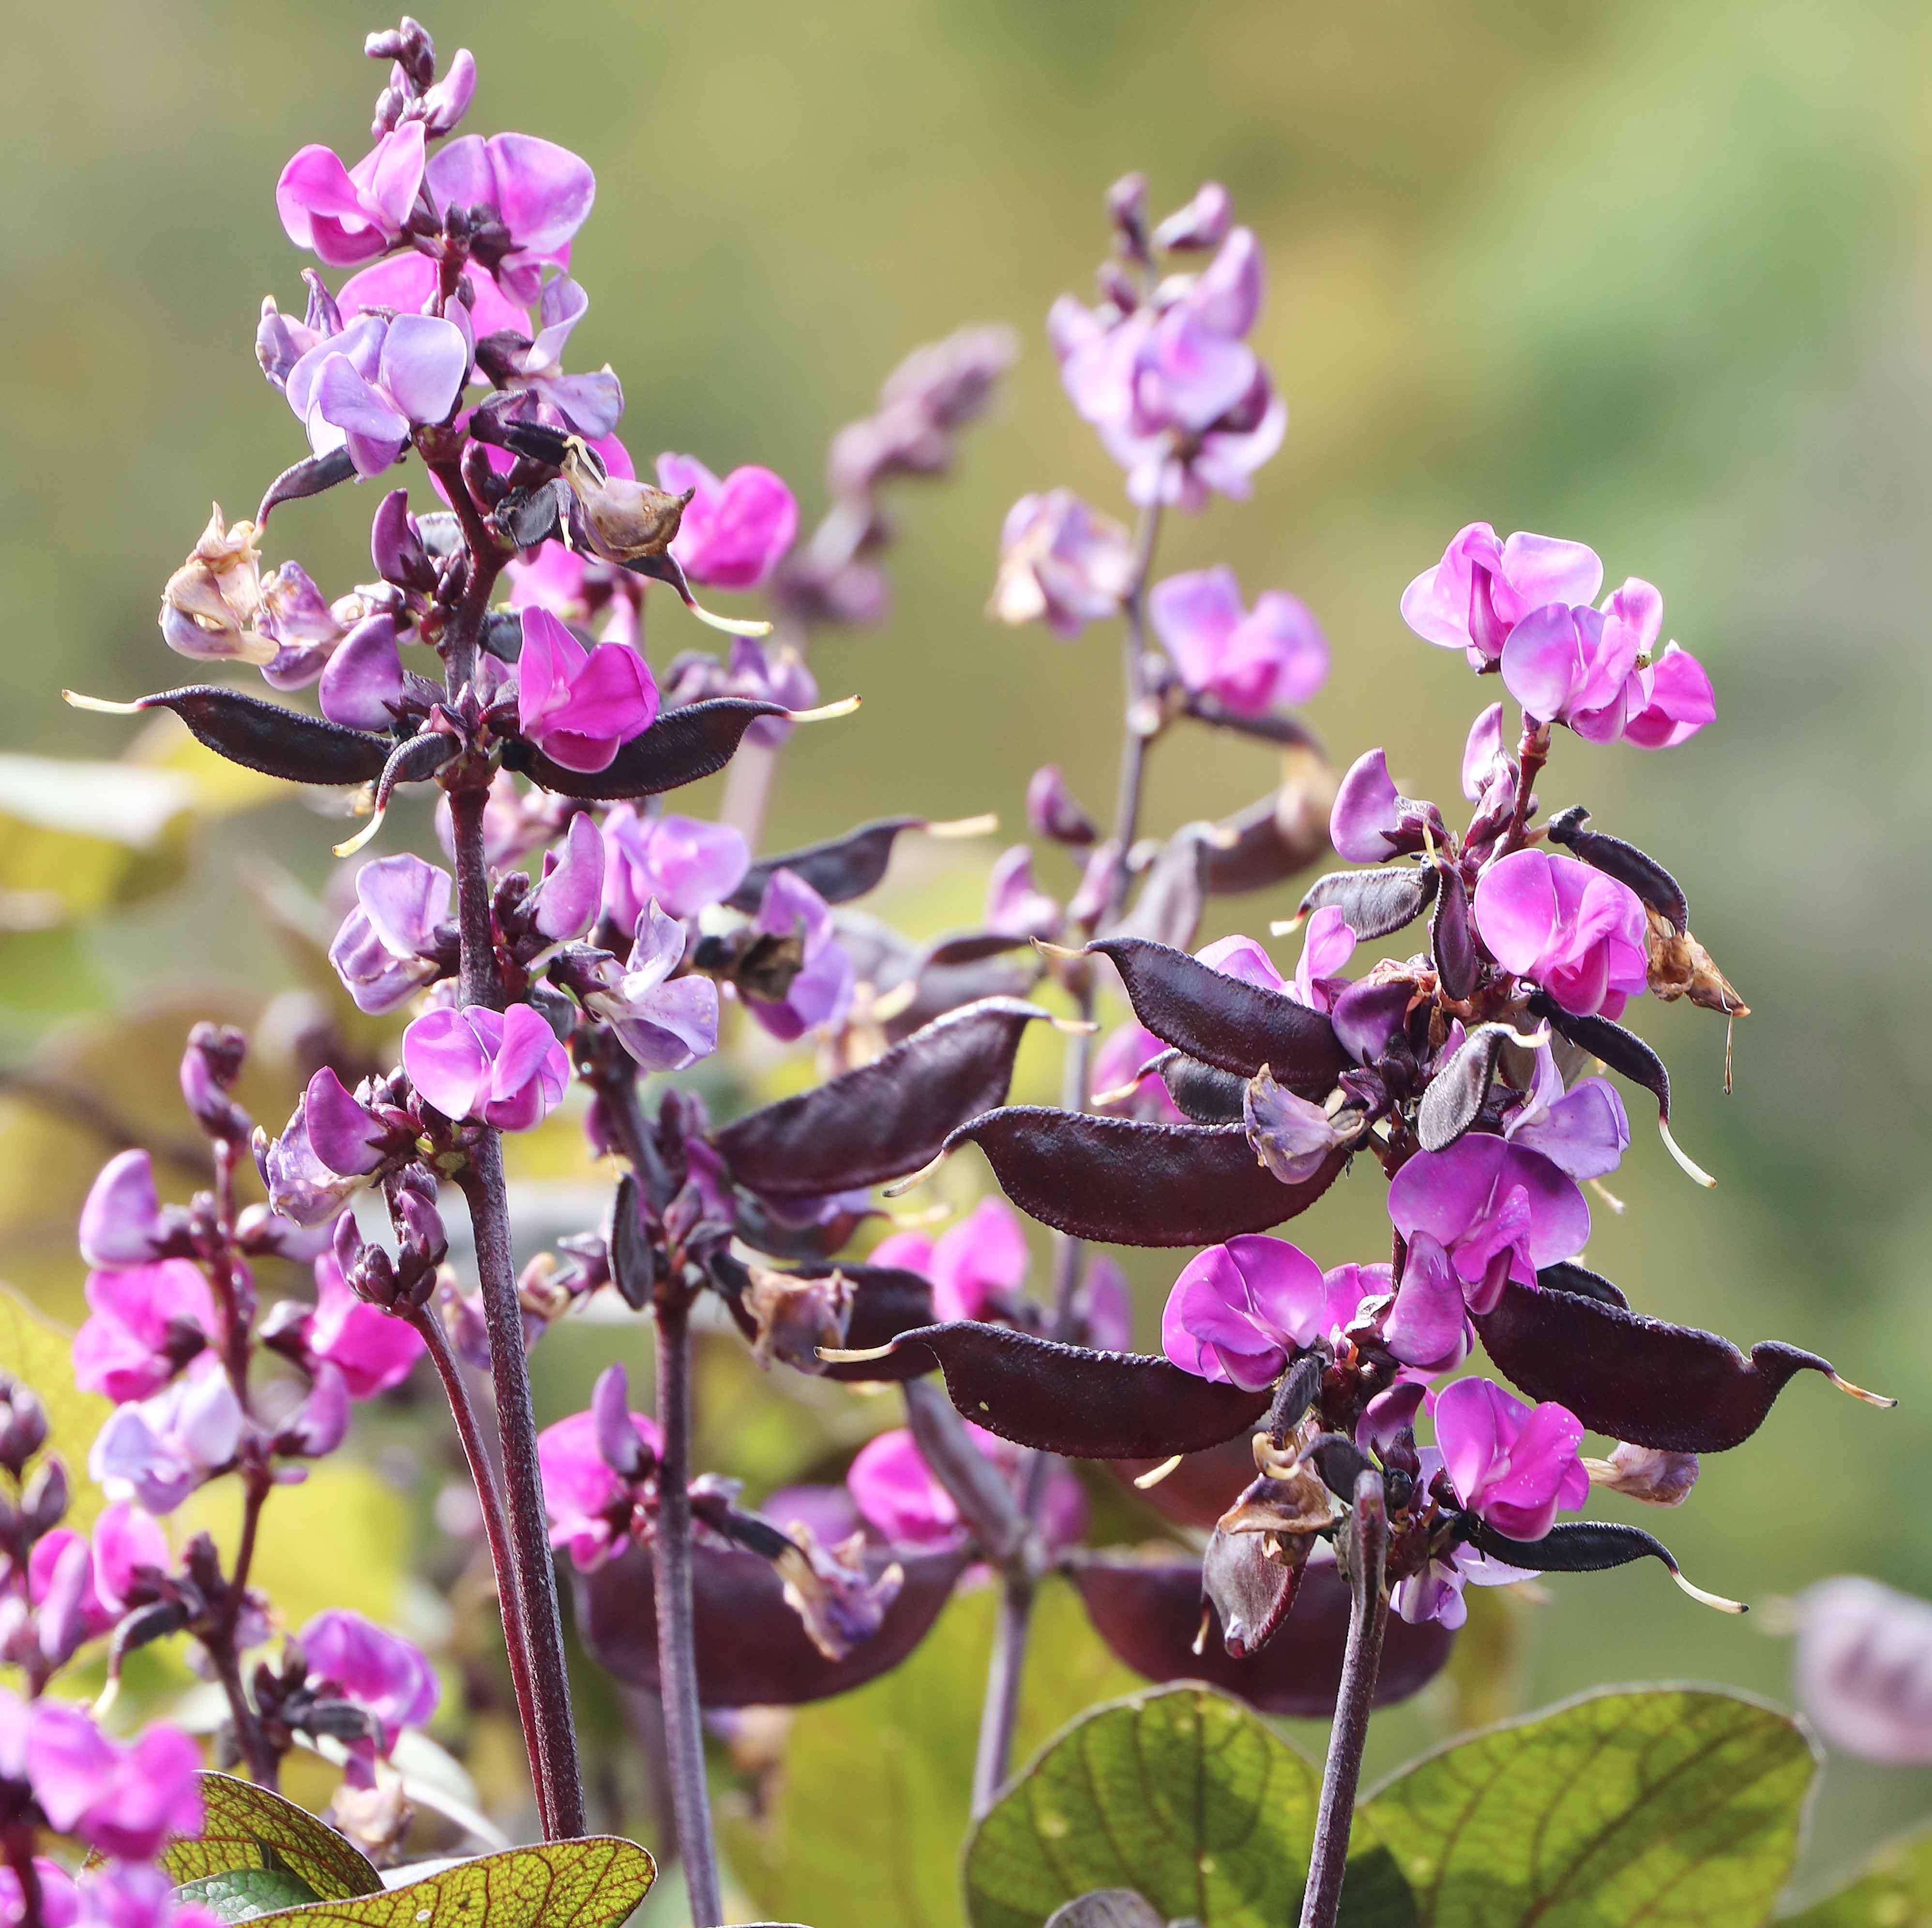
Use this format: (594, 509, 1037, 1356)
(971, 1577, 1036, 1818)
(411, 1301, 550, 1836)
(2, 1823, 45, 1928)
(1501, 718, 1551, 856)
(1299, 1470, 1389, 1928)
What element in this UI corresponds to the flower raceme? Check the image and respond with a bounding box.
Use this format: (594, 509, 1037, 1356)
(402, 1003, 569, 1131)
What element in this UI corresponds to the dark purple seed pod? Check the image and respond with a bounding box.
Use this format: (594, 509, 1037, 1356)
(1473, 1277, 1888, 1452)
(575, 1539, 971, 1707)
(715, 998, 1049, 1198)
(1459, 1517, 1743, 1611)
(257, 447, 358, 526)
(1179, 694, 1323, 752)
(1086, 937, 1349, 1096)
(1537, 1260, 1630, 1310)
(1070, 1553, 1455, 1717)
(1151, 1051, 1248, 1125)
(467, 407, 574, 468)
(1200, 781, 1329, 896)
(1430, 861, 1479, 1001)
(833, 1321, 1272, 1457)
(511, 697, 794, 799)
(725, 816, 930, 912)
(945, 1108, 1347, 1247)
(477, 608, 526, 662)
(1111, 1435, 1257, 1531)
(1104, 829, 1209, 950)
(1297, 864, 1438, 942)
(609, 1173, 655, 1311)
(919, 931, 1036, 968)
(1201, 1527, 1307, 1656)
(68, 687, 389, 786)
(1547, 805, 1690, 933)
(1415, 1022, 1522, 1152)
(728, 1194, 875, 1262)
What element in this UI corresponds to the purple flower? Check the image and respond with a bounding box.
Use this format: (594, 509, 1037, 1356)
(1431, 1375, 1587, 1542)
(27, 1503, 170, 1653)
(78, 1151, 166, 1270)
(1026, 764, 1098, 845)
(845, 1429, 963, 1546)
(1152, 181, 1233, 252)
(572, 904, 720, 1071)
(1497, 582, 1646, 741)
(1161, 1235, 1354, 1391)
(1148, 567, 1328, 717)
(870, 1196, 1028, 1324)
(1792, 1578, 1932, 1764)
(743, 870, 854, 1043)
(1194, 933, 1285, 993)
(1387, 1135, 1590, 1313)
(72, 1260, 217, 1403)
(70, 1861, 222, 1928)
(88, 1360, 243, 1514)
(275, 122, 427, 268)
(514, 606, 658, 773)
(300, 1608, 439, 1754)
(308, 1250, 425, 1399)
(12, 1697, 201, 1861)
(402, 1004, 569, 1131)
(1328, 749, 1445, 864)
(0, 1859, 75, 1928)
(1501, 1045, 1630, 1180)
(526, 813, 606, 943)
(1290, 906, 1356, 1013)
(1400, 523, 1603, 668)
(989, 490, 1136, 638)
(264, 1069, 392, 1226)
(1244, 1065, 1358, 1186)
(316, 614, 407, 730)
(1622, 642, 1716, 750)
(1381, 1232, 1470, 1375)
(657, 453, 798, 590)
(1472, 849, 1648, 1020)
(1089, 1019, 1182, 1123)
(284, 311, 471, 478)
(600, 807, 749, 926)
(537, 1399, 663, 1570)
(336, 250, 529, 342)
(416, 132, 596, 307)
(500, 276, 624, 439)
(258, 563, 352, 690)
(329, 854, 453, 1014)
(1391, 1528, 1536, 1631)
(984, 846, 1062, 941)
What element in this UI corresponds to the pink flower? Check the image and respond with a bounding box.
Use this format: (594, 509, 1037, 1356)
(275, 123, 427, 268)
(1387, 1135, 1589, 1313)
(600, 807, 750, 926)
(1400, 523, 1603, 668)
(1498, 580, 1652, 740)
(263, 1069, 392, 1228)
(871, 1196, 1029, 1324)
(27, 1504, 170, 1654)
(1793, 1578, 1932, 1764)
(1501, 1045, 1630, 1180)
(78, 1151, 166, 1270)
(1194, 933, 1285, 993)
(537, 1390, 663, 1571)
(328, 853, 453, 1014)
(1621, 642, 1715, 750)
(565, 902, 720, 1072)
(526, 813, 606, 944)
(989, 490, 1136, 638)
(984, 846, 1062, 941)
(1328, 748, 1446, 865)
(300, 1609, 440, 1750)
(1430, 1376, 1587, 1543)
(283, 311, 472, 478)
(72, 1260, 217, 1403)
(1089, 1020, 1182, 1123)
(657, 454, 798, 590)
(403, 1004, 569, 1131)
(14, 1694, 202, 1860)
(1290, 906, 1356, 1013)
(514, 606, 658, 773)
(1381, 1232, 1470, 1375)
(742, 870, 854, 1044)
(1147, 567, 1328, 717)
(308, 1250, 425, 1399)
(70, 1861, 222, 1928)
(88, 1360, 244, 1515)
(0, 1858, 75, 1928)
(1161, 1235, 1356, 1390)
(1473, 848, 1648, 1020)
(845, 1429, 962, 1545)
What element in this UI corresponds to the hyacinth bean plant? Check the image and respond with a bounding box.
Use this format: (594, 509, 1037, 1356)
(3, 18, 1910, 1928)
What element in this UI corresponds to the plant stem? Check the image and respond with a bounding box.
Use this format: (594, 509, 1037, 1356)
(3, 1822, 45, 1928)
(412, 1301, 551, 1837)
(971, 1577, 1036, 1818)
(1104, 500, 1165, 914)
(1300, 1470, 1389, 1928)
(1501, 718, 1551, 856)
(650, 1286, 724, 1928)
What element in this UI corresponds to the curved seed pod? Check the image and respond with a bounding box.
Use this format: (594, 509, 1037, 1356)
(1180, 694, 1321, 750)
(1087, 937, 1349, 1095)
(1461, 1518, 1744, 1612)
(1473, 1277, 1886, 1451)
(946, 1107, 1347, 1246)
(728, 816, 989, 913)
(511, 697, 794, 799)
(729, 1194, 875, 1262)
(1415, 1022, 1522, 1152)
(1106, 828, 1210, 950)
(67, 686, 389, 785)
(1070, 1552, 1455, 1717)
(1201, 786, 1323, 897)
(1111, 1435, 1258, 1531)
(1430, 862, 1479, 1001)
(716, 998, 1050, 1197)
(1201, 1526, 1308, 1655)
(833, 1322, 1272, 1456)
(1536, 1260, 1630, 1310)
(256, 446, 357, 525)
(1547, 806, 1689, 932)
(1298, 865, 1438, 942)
(1153, 1052, 1248, 1126)
(609, 1173, 654, 1311)
(575, 1539, 970, 1706)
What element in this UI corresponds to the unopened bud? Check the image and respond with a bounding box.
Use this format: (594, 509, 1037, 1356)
(1026, 765, 1098, 847)
(181, 1025, 252, 1144)
(1106, 172, 1150, 260)
(0, 1378, 48, 1478)
(1151, 181, 1232, 253)
(20, 1456, 69, 1538)
(592, 1364, 652, 1482)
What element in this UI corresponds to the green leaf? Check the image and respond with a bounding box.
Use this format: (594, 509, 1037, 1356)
(1781, 1821, 1932, 1925)
(0, 1282, 114, 1530)
(0, 752, 196, 923)
(1360, 1685, 1817, 1927)
(159, 1773, 383, 1901)
(724, 1575, 1140, 1928)
(964, 1684, 1318, 1928)
(174, 1866, 326, 1923)
(236, 1839, 654, 1928)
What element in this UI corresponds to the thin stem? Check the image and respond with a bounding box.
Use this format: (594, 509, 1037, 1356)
(971, 1578, 1035, 1819)
(650, 1289, 724, 1928)
(4, 1821, 45, 1928)
(1501, 719, 1550, 856)
(904, 1379, 1026, 1561)
(1103, 499, 1165, 919)
(1300, 1471, 1389, 1928)
(412, 1302, 551, 1837)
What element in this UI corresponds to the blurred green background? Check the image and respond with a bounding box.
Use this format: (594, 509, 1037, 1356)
(5, 0, 1932, 1906)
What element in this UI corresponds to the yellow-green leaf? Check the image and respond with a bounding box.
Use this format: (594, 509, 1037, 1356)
(240, 1838, 653, 1928)
(0, 1281, 112, 1529)
(0, 752, 197, 922)
(1781, 1821, 1932, 1925)
(174, 1866, 326, 1922)
(160, 1773, 382, 1901)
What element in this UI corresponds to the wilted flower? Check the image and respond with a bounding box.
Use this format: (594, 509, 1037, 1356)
(158, 507, 273, 665)
(402, 1003, 569, 1131)
(989, 490, 1136, 639)
(88, 1360, 243, 1514)
(1431, 1375, 1587, 1542)
(1244, 1065, 1358, 1185)
(657, 453, 798, 590)
(1147, 567, 1327, 716)
(1473, 849, 1648, 1021)
(1585, 1441, 1699, 1506)
(1400, 523, 1602, 668)
(514, 606, 658, 773)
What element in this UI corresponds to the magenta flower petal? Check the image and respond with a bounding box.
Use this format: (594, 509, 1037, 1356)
(377, 313, 469, 425)
(1473, 849, 1647, 1018)
(846, 1429, 962, 1546)
(929, 1197, 1029, 1323)
(1194, 933, 1286, 994)
(481, 133, 597, 256)
(1497, 531, 1602, 610)
(72, 1260, 216, 1402)
(78, 1150, 164, 1269)
(317, 613, 405, 730)
(303, 1067, 389, 1177)
(1160, 1235, 1325, 1390)
(310, 1252, 424, 1399)
(660, 453, 799, 591)
(1383, 1232, 1468, 1373)
(1622, 643, 1715, 750)
(300, 1608, 439, 1740)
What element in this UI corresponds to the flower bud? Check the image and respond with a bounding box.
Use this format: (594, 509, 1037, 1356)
(181, 1024, 252, 1145)
(418, 47, 475, 136)
(1152, 181, 1233, 253)
(592, 1364, 653, 1482)
(79, 1149, 166, 1269)
(0, 1376, 49, 1478)
(370, 489, 433, 592)
(1026, 765, 1098, 846)
(318, 614, 407, 731)
(1107, 171, 1150, 259)
(20, 1455, 69, 1539)
(1328, 748, 1442, 864)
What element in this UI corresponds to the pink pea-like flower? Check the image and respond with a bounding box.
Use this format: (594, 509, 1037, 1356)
(307, 1249, 425, 1399)
(741, 869, 855, 1044)
(87, 1359, 245, 1515)
(11, 1693, 203, 1861)
(276, 122, 427, 268)
(1621, 642, 1716, 749)
(1400, 522, 1603, 668)
(537, 1395, 664, 1571)
(77, 1149, 166, 1270)
(601, 807, 750, 926)
(283, 311, 472, 479)
(989, 490, 1137, 639)
(329, 853, 453, 1015)
(402, 1004, 569, 1132)
(1473, 848, 1648, 1021)
(871, 1195, 1029, 1324)
(1431, 1376, 1587, 1543)
(1498, 578, 1655, 741)
(1148, 566, 1328, 718)
(300, 1609, 440, 1751)
(71, 1260, 216, 1403)
(514, 606, 658, 773)
(1161, 1235, 1348, 1391)
(1792, 1577, 1932, 1764)
(845, 1429, 963, 1546)
(657, 453, 799, 591)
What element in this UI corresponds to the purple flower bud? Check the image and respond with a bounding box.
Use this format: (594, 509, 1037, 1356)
(1026, 765, 1098, 846)
(1473, 850, 1648, 1021)
(538, 1403, 663, 1569)
(317, 614, 409, 732)
(264, 1070, 392, 1227)
(418, 47, 476, 135)
(989, 491, 1136, 639)
(300, 1608, 439, 1753)
(1106, 172, 1150, 255)
(1401, 523, 1602, 668)
(1066, 838, 1123, 929)
(1793, 1579, 1932, 1764)
(591, 1364, 651, 1480)
(88, 1360, 244, 1514)
(403, 1003, 569, 1131)
(1461, 702, 1509, 802)
(78, 1150, 165, 1269)
(656, 453, 799, 590)
(514, 607, 658, 772)
(527, 813, 605, 943)
(0, 1379, 49, 1478)
(370, 488, 432, 591)
(310, 1250, 425, 1396)
(330, 854, 453, 1014)
(1328, 748, 1440, 863)
(1431, 1375, 1587, 1542)
(1151, 181, 1233, 252)
(984, 845, 1061, 941)
(601, 807, 749, 926)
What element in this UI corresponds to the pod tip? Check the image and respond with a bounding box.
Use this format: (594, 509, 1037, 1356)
(928, 812, 998, 840)
(1672, 1566, 1748, 1614)
(1830, 1371, 1898, 1411)
(1659, 1117, 1718, 1189)
(63, 690, 145, 715)
(331, 804, 387, 859)
(881, 1151, 946, 1198)
(1268, 915, 1307, 937)
(815, 1341, 900, 1365)
(790, 695, 861, 723)
(1132, 1453, 1184, 1491)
